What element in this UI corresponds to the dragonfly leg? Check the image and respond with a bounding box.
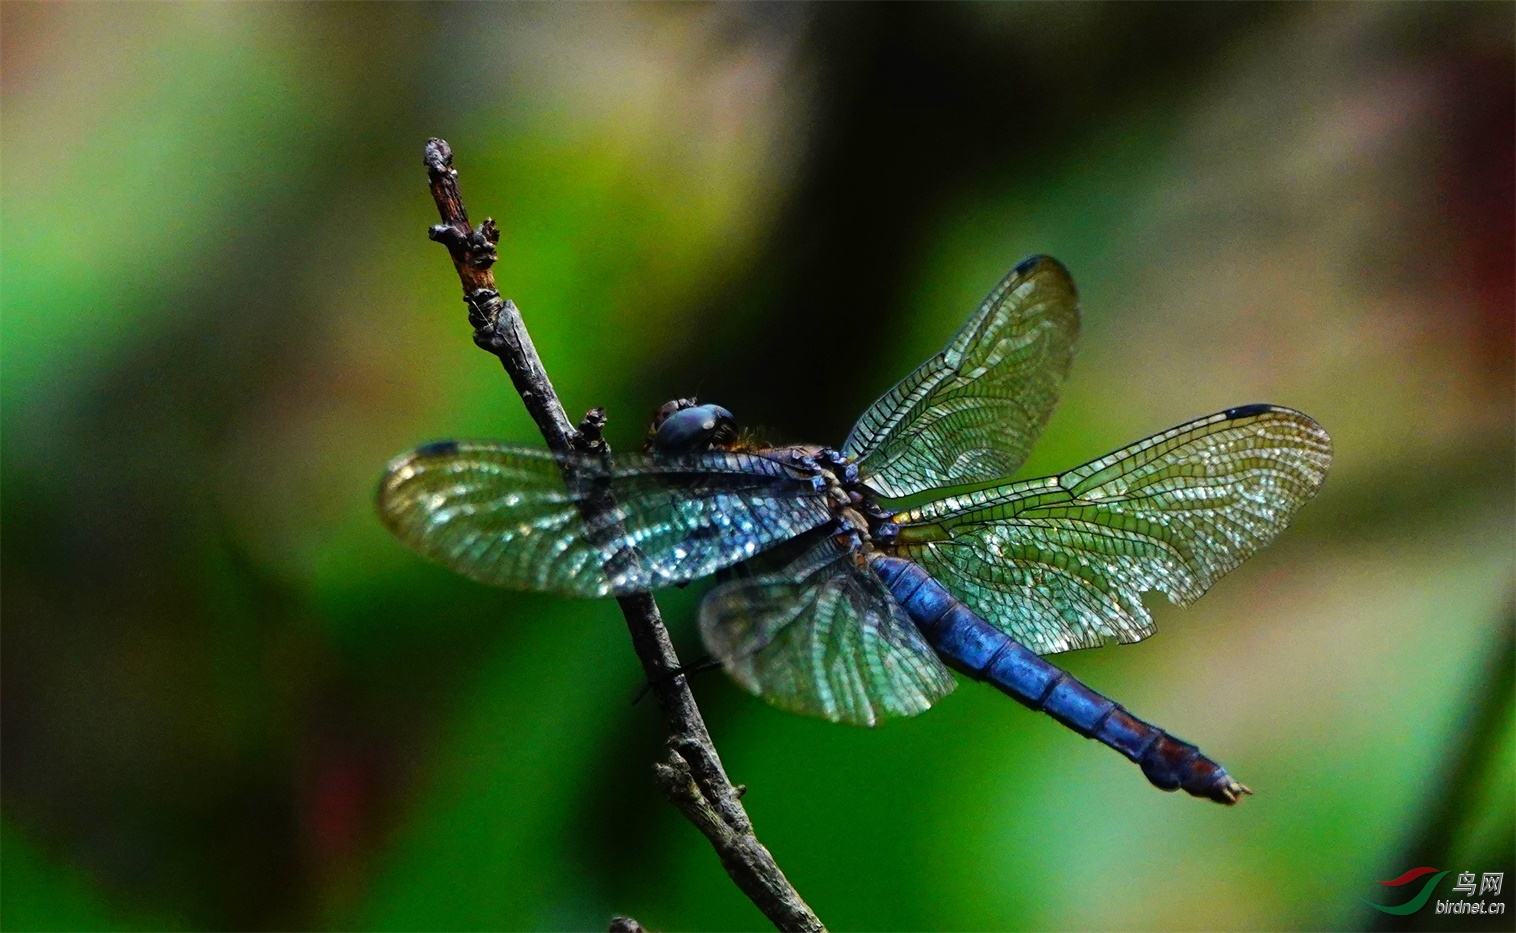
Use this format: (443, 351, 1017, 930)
(629, 655, 724, 707)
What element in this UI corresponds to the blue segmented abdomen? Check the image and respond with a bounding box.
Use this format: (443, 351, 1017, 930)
(870, 555, 1250, 805)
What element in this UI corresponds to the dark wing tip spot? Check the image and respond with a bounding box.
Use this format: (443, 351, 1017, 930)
(1012, 254, 1074, 284)
(1013, 255, 1045, 276)
(1223, 403, 1276, 420)
(415, 440, 460, 457)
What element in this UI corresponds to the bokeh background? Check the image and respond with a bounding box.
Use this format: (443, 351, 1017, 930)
(3, 4, 1512, 931)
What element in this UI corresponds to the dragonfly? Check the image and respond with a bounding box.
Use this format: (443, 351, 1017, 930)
(377, 256, 1332, 805)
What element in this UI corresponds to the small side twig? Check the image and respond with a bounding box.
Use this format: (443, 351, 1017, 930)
(421, 138, 824, 933)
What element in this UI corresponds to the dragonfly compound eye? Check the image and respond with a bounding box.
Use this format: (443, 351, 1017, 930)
(649, 403, 739, 453)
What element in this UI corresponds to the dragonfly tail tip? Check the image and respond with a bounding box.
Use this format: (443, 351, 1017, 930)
(1213, 779, 1254, 806)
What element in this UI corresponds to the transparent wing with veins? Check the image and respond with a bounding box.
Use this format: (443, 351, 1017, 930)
(378, 442, 835, 597)
(699, 536, 956, 726)
(844, 255, 1080, 498)
(885, 406, 1332, 654)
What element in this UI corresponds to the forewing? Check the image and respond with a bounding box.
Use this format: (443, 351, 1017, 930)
(377, 442, 833, 597)
(844, 255, 1079, 498)
(888, 406, 1332, 654)
(699, 538, 956, 726)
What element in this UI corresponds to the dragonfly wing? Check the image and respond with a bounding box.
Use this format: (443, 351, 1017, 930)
(844, 255, 1079, 498)
(888, 406, 1332, 654)
(699, 537, 956, 726)
(377, 442, 833, 598)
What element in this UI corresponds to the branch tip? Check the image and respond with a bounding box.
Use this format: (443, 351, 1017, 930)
(424, 137, 454, 174)
(575, 407, 609, 453)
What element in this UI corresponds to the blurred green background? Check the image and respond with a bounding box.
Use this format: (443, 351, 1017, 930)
(3, 4, 1512, 931)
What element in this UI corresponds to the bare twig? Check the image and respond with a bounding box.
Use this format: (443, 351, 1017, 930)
(421, 138, 824, 933)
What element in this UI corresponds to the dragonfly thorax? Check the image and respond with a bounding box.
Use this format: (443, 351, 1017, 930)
(646, 399, 895, 546)
(766, 444, 895, 550)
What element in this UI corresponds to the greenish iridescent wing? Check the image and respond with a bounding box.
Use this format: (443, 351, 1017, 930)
(886, 406, 1332, 655)
(843, 255, 1080, 498)
(377, 442, 833, 598)
(699, 537, 956, 726)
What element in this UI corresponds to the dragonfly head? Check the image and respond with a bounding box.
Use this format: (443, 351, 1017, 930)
(647, 400, 739, 454)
